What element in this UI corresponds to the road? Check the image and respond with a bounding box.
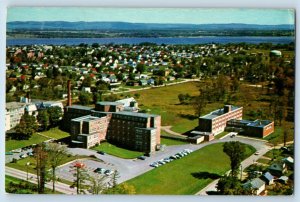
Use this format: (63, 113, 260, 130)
(5, 166, 77, 194)
(196, 136, 272, 195)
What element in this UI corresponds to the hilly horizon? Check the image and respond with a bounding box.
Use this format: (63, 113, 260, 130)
(7, 21, 295, 31)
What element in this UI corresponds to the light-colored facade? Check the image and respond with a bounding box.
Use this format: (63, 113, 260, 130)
(5, 102, 26, 131)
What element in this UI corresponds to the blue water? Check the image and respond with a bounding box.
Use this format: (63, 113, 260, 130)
(7, 36, 294, 46)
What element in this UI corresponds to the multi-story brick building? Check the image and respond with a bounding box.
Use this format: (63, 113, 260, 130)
(64, 100, 161, 154)
(198, 105, 243, 135)
(197, 105, 274, 138)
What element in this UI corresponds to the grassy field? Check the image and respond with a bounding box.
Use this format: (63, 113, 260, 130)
(6, 134, 50, 152)
(160, 137, 188, 146)
(125, 142, 256, 195)
(5, 175, 62, 194)
(39, 127, 70, 140)
(92, 142, 144, 159)
(126, 82, 201, 133)
(264, 124, 294, 145)
(214, 132, 230, 140)
(6, 155, 88, 174)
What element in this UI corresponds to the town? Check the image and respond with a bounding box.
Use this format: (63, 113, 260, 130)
(5, 41, 294, 195)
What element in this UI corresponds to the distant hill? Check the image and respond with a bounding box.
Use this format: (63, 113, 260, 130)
(7, 21, 295, 31)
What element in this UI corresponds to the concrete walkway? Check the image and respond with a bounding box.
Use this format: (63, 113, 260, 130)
(161, 126, 187, 137)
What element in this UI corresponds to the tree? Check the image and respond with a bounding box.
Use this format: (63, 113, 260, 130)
(71, 162, 88, 194)
(87, 173, 107, 194)
(15, 113, 38, 139)
(34, 144, 48, 194)
(46, 143, 69, 193)
(37, 110, 50, 131)
(47, 106, 63, 127)
(78, 92, 92, 105)
(216, 176, 244, 195)
(223, 141, 246, 177)
(136, 63, 146, 73)
(104, 183, 136, 195)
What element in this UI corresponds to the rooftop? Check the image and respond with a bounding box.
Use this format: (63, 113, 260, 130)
(72, 115, 100, 122)
(6, 102, 26, 110)
(96, 101, 124, 106)
(200, 105, 241, 120)
(115, 111, 159, 118)
(66, 105, 93, 111)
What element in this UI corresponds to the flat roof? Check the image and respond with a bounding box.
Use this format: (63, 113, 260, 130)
(114, 111, 159, 118)
(200, 105, 241, 120)
(66, 105, 93, 111)
(72, 115, 100, 122)
(96, 101, 123, 106)
(6, 102, 26, 110)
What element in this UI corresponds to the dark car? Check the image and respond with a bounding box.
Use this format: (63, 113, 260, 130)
(97, 151, 106, 155)
(137, 156, 146, 160)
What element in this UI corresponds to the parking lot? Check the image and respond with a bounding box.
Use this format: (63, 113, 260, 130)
(55, 159, 117, 184)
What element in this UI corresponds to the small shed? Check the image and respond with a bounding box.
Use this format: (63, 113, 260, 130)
(261, 172, 274, 185)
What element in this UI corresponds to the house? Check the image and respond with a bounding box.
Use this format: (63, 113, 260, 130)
(261, 172, 274, 185)
(147, 78, 155, 85)
(282, 157, 294, 169)
(268, 162, 287, 176)
(243, 178, 266, 195)
(82, 87, 91, 93)
(277, 176, 289, 184)
(139, 79, 148, 86)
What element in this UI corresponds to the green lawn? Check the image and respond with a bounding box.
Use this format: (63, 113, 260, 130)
(6, 133, 50, 152)
(6, 155, 88, 174)
(92, 142, 144, 159)
(5, 175, 62, 194)
(39, 127, 70, 140)
(214, 132, 230, 140)
(256, 158, 271, 165)
(125, 142, 256, 195)
(160, 137, 188, 146)
(264, 124, 294, 145)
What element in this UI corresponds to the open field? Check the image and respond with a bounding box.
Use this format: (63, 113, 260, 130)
(124, 81, 294, 144)
(39, 127, 70, 140)
(6, 134, 49, 152)
(125, 142, 255, 195)
(92, 142, 144, 159)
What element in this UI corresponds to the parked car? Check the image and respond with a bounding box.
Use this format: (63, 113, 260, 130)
(255, 151, 260, 155)
(97, 151, 106, 155)
(27, 152, 34, 156)
(137, 156, 146, 160)
(19, 154, 28, 159)
(104, 170, 114, 176)
(94, 167, 106, 174)
(5, 152, 13, 155)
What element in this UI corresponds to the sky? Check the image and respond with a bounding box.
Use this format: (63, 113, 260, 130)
(7, 7, 295, 25)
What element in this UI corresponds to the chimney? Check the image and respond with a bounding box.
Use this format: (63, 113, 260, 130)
(224, 105, 232, 113)
(67, 80, 72, 106)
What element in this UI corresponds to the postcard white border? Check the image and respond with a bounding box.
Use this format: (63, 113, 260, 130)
(0, 1, 299, 202)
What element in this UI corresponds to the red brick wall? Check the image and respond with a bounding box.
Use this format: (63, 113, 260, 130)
(263, 122, 274, 137)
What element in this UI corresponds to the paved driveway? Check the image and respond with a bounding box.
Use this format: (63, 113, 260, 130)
(66, 135, 269, 184)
